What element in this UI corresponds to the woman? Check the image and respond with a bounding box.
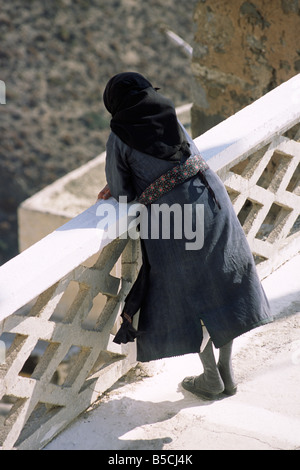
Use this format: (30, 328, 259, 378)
(98, 72, 272, 400)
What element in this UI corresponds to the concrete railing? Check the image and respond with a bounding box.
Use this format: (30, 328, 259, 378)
(193, 73, 300, 279)
(0, 74, 299, 450)
(0, 201, 142, 450)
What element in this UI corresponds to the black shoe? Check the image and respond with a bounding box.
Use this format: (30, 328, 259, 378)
(182, 374, 224, 401)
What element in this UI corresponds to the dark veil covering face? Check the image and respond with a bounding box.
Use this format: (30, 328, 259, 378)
(103, 72, 190, 161)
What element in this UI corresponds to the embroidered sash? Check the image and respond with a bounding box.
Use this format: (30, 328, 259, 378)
(137, 154, 220, 209)
(137, 155, 208, 205)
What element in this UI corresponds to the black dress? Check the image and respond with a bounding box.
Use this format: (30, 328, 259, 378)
(105, 129, 272, 362)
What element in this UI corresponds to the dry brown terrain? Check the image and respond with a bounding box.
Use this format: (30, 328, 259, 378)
(0, 0, 197, 264)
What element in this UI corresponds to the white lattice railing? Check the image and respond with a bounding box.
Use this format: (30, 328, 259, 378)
(0, 74, 299, 450)
(194, 73, 300, 279)
(0, 201, 142, 450)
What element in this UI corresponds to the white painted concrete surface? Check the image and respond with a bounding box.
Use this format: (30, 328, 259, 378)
(45, 254, 300, 451)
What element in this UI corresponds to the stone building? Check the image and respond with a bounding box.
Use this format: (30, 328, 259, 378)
(191, 0, 300, 136)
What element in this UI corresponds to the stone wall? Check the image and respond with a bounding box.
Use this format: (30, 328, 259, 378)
(0, 0, 198, 265)
(191, 0, 300, 137)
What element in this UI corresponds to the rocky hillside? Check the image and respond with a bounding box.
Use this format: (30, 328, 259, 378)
(0, 0, 197, 264)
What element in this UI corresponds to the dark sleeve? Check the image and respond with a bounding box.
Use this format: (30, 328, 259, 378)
(105, 132, 136, 202)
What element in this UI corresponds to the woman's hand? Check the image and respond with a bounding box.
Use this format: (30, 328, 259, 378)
(97, 184, 112, 200)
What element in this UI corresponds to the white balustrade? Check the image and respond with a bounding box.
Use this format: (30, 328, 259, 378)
(0, 202, 141, 449)
(0, 74, 299, 450)
(195, 73, 300, 279)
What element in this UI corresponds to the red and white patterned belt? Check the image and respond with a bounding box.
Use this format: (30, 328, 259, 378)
(137, 154, 220, 209)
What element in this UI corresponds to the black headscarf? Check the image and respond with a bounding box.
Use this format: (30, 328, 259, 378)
(103, 72, 190, 161)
